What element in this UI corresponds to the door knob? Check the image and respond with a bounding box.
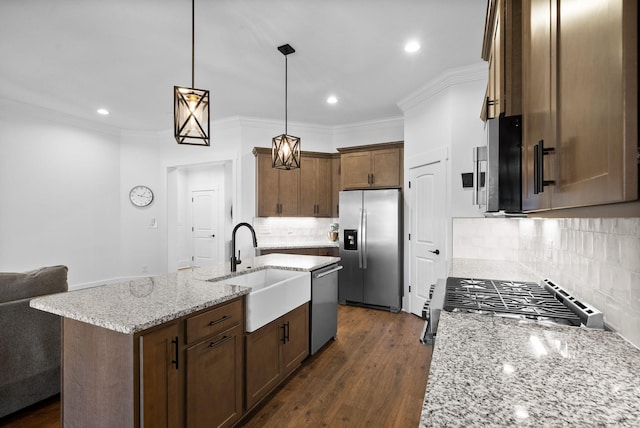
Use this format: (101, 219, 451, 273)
(430, 249, 440, 255)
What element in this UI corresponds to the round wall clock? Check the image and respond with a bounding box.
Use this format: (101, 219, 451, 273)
(129, 185, 154, 207)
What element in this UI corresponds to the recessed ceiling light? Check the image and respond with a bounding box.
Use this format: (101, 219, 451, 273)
(404, 41, 420, 53)
(97, 108, 109, 116)
(327, 95, 338, 105)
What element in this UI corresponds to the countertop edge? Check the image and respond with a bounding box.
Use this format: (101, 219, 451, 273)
(30, 289, 251, 334)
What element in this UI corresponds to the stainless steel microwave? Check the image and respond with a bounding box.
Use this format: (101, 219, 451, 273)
(473, 115, 522, 213)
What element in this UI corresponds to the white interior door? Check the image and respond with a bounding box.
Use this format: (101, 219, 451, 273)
(409, 152, 446, 315)
(192, 189, 219, 268)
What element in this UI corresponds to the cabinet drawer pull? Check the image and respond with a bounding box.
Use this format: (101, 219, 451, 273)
(280, 322, 290, 344)
(209, 335, 231, 348)
(171, 336, 179, 370)
(208, 315, 231, 327)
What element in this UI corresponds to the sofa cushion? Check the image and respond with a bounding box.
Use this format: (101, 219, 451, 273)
(0, 265, 68, 303)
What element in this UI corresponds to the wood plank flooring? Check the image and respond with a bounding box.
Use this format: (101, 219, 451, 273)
(0, 305, 432, 428)
(238, 305, 431, 427)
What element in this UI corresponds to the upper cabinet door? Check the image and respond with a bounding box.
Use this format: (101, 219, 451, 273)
(521, 0, 637, 212)
(299, 156, 332, 217)
(481, 0, 522, 121)
(553, 0, 637, 208)
(339, 143, 404, 190)
(521, 0, 555, 211)
(370, 148, 402, 188)
(341, 151, 372, 189)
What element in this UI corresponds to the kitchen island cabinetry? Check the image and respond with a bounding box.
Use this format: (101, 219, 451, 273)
(245, 303, 309, 410)
(58, 295, 246, 428)
(521, 0, 637, 211)
(31, 255, 339, 427)
(185, 299, 244, 428)
(140, 323, 182, 428)
(337, 142, 403, 190)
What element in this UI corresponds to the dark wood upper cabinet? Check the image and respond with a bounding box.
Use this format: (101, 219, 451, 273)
(508, 0, 637, 212)
(337, 142, 404, 190)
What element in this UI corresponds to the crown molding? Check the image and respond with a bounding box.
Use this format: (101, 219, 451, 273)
(397, 62, 487, 112)
(332, 116, 404, 134)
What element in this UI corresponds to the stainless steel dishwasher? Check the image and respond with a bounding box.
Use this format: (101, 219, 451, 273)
(310, 263, 343, 355)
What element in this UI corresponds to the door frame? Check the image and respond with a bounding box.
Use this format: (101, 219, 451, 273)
(403, 147, 449, 314)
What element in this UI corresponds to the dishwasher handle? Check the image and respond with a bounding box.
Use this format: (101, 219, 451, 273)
(313, 265, 343, 279)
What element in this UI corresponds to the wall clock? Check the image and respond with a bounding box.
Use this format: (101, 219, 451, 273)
(129, 185, 154, 207)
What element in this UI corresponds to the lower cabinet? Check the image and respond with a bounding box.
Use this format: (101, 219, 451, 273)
(61, 296, 245, 428)
(61, 297, 312, 427)
(140, 323, 181, 428)
(245, 303, 309, 410)
(186, 324, 243, 428)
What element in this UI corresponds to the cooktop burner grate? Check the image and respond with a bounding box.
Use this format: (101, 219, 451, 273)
(444, 277, 582, 325)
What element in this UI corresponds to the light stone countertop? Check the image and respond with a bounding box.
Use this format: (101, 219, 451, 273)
(420, 312, 640, 427)
(257, 241, 339, 250)
(30, 254, 340, 334)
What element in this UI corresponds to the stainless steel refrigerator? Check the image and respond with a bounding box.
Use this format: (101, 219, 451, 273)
(338, 189, 402, 312)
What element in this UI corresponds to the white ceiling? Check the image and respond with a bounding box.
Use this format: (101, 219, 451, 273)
(0, 0, 486, 132)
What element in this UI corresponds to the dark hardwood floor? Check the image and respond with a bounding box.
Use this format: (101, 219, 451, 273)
(0, 394, 60, 428)
(0, 305, 432, 428)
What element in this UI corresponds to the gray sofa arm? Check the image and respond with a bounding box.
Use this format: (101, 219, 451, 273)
(0, 265, 68, 418)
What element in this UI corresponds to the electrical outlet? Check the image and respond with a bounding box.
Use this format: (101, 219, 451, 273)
(142, 265, 148, 273)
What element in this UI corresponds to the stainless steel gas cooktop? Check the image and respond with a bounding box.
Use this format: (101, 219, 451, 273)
(420, 276, 604, 345)
(445, 277, 581, 326)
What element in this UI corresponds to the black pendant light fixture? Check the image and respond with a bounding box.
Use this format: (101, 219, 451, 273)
(174, 0, 210, 146)
(272, 44, 301, 170)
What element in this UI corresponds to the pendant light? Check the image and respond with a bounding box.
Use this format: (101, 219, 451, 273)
(272, 44, 300, 170)
(174, 0, 210, 146)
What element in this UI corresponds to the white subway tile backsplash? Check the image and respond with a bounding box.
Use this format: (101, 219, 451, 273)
(452, 216, 640, 349)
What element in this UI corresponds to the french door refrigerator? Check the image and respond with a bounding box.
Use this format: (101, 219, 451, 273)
(338, 189, 402, 312)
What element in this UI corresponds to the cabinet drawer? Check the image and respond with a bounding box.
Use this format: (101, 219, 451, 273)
(186, 299, 243, 345)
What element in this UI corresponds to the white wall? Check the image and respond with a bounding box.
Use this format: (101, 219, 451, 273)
(398, 62, 488, 310)
(448, 80, 488, 218)
(123, 119, 242, 276)
(0, 100, 122, 286)
(332, 117, 404, 149)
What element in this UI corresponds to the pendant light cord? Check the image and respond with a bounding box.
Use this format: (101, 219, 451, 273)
(285, 55, 288, 135)
(191, 0, 195, 88)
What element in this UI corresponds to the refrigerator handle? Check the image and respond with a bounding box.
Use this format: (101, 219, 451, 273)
(358, 208, 364, 269)
(362, 208, 367, 269)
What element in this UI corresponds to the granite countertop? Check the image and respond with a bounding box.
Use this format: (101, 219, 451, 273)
(257, 241, 339, 250)
(30, 254, 340, 334)
(420, 311, 640, 427)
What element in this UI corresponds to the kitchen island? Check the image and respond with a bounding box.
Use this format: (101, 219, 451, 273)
(421, 302, 640, 427)
(31, 254, 339, 333)
(30, 254, 338, 428)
